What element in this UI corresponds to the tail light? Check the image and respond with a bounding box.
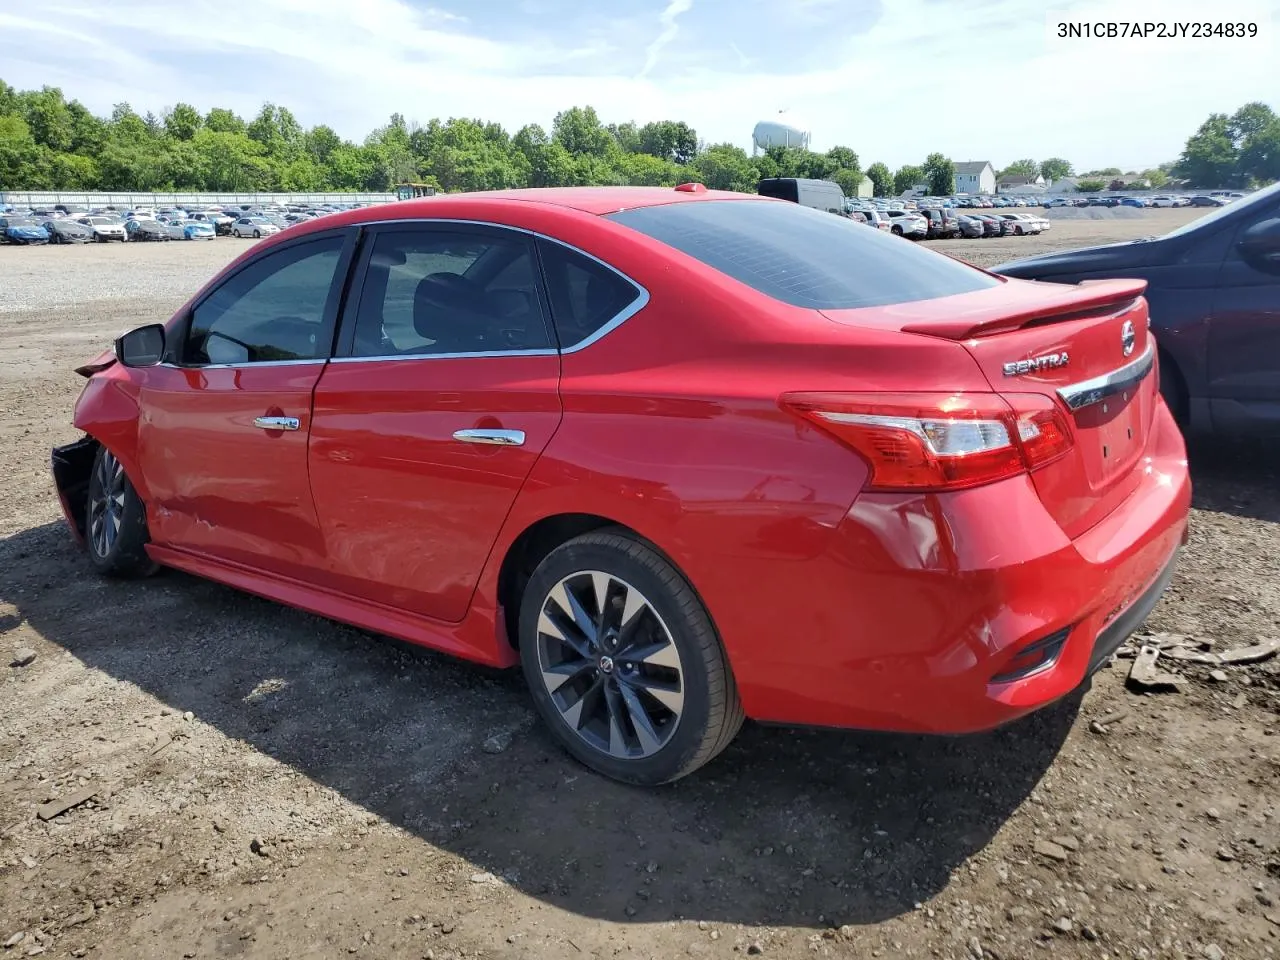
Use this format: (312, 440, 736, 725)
(781, 391, 1074, 492)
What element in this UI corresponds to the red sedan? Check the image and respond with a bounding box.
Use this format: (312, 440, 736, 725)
(52, 186, 1191, 785)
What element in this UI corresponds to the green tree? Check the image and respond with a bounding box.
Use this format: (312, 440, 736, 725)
(19, 86, 73, 151)
(0, 115, 48, 188)
(204, 108, 245, 134)
(637, 120, 698, 164)
(1081, 167, 1121, 177)
(1140, 167, 1169, 187)
(552, 106, 614, 158)
(893, 164, 923, 194)
(691, 143, 757, 192)
(1174, 114, 1239, 187)
(618, 151, 680, 185)
(1039, 157, 1073, 181)
(922, 152, 955, 195)
(1228, 102, 1277, 144)
(1238, 118, 1280, 184)
(1075, 178, 1106, 192)
(164, 102, 202, 141)
(608, 121, 642, 154)
(865, 161, 892, 196)
(999, 158, 1038, 179)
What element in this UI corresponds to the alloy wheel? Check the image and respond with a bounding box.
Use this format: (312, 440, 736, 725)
(88, 449, 126, 559)
(534, 571, 685, 760)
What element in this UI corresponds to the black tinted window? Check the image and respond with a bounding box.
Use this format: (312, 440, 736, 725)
(608, 200, 996, 309)
(537, 240, 642, 348)
(184, 236, 344, 365)
(350, 229, 551, 357)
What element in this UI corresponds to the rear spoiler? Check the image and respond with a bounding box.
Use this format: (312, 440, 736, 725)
(901, 278, 1148, 340)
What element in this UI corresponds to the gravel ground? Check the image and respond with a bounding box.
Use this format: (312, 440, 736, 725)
(2, 210, 1278, 960)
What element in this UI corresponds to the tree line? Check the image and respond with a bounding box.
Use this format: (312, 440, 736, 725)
(1, 79, 1273, 196)
(0, 78, 960, 196)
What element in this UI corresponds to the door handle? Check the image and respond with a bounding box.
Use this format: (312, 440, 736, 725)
(253, 416, 300, 431)
(452, 428, 525, 446)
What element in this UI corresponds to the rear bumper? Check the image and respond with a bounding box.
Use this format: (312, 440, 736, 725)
(732, 399, 1191, 733)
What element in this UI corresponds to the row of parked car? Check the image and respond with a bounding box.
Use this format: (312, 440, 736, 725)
(849, 206, 1051, 240)
(0, 201, 371, 246)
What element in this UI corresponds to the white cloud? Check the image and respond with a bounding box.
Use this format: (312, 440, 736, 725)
(638, 0, 695, 78)
(0, 0, 1276, 171)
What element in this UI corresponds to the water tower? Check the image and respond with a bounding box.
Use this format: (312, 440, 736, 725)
(752, 112, 811, 155)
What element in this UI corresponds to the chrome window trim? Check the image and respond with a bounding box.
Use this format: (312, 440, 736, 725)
(330, 348, 558, 364)
(158, 358, 327, 370)
(349, 217, 649, 355)
(1056, 342, 1156, 411)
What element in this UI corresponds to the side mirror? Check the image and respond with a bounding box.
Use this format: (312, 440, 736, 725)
(116, 324, 167, 367)
(1239, 217, 1280, 270)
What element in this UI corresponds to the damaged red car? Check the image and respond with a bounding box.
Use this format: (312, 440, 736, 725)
(52, 186, 1191, 785)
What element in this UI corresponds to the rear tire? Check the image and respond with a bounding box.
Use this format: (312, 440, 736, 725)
(519, 531, 744, 786)
(891, 225, 903, 236)
(86, 446, 159, 578)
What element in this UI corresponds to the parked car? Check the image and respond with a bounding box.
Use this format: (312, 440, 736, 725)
(42, 219, 94, 244)
(994, 179, 1280, 437)
(1147, 196, 1176, 208)
(231, 217, 281, 239)
(859, 209, 892, 232)
(1189, 195, 1227, 207)
(882, 209, 928, 239)
(918, 207, 960, 239)
(189, 211, 235, 235)
(954, 214, 986, 238)
(1119, 197, 1146, 208)
(124, 218, 170, 242)
(78, 216, 128, 242)
(51, 185, 1190, 785)
(996, 213, 1040, 235)
(1, 217, 51, 244)
(757, 178, 848, 216)
(166, 219, 217, 241)
(972, 214, 1008, 237)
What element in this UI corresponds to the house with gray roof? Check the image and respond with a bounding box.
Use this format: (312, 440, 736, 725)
(954, 161, 996, 196)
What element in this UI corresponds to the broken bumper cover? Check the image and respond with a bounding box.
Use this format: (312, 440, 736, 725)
(51, 435, 98, 547)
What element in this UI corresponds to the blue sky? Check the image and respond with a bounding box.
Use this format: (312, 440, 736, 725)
(0, 0, 1276, 171)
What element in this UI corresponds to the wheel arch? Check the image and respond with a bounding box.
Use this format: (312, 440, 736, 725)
(495, 512, 710, 654)
(1157, 344, 1189, 426)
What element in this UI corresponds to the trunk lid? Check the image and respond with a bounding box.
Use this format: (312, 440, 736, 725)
(823, 277, 1158, 538)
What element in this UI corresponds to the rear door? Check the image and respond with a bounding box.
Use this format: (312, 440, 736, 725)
(307, 223, 562, 621)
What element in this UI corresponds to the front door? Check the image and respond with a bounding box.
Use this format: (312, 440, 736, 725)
(137, 231, 353, 580)
(1208, 194, 1280, 433)
(308, 224, 563, 622)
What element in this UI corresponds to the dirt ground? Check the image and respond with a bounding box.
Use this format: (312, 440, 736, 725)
(2, 211, 1278, 960)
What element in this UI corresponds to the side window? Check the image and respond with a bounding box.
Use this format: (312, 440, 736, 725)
(536, 240, 642, 349)
(349, 229, 552, 357)
(184, 235, 344, 365)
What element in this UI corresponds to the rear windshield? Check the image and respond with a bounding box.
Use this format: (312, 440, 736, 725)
(607, 200, 996, 309)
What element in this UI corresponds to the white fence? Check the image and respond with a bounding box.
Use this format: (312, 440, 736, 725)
(0, 191, 398, 208)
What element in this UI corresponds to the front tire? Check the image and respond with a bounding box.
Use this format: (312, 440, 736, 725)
(86, 446, 159, 578)
(252, 230, 261, 238)
(891, 225, 903, 236)
(519, 531, 744, 785)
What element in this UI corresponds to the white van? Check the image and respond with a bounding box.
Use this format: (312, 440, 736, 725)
(757, 178, 848, 216)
